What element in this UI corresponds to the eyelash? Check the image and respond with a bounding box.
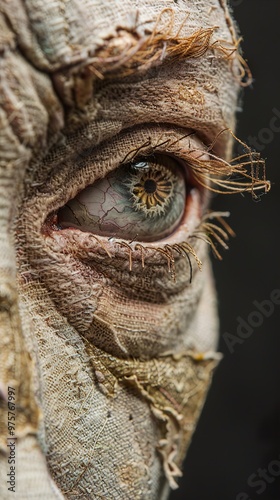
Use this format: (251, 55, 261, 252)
(64, 210, 233, 283)
(124, 129, 268, 198)
(40, 124, 269, 212)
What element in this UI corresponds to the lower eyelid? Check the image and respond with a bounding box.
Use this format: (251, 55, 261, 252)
(44, 188, 204, 283)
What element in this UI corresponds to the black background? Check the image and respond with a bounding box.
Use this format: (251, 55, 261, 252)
(170, 1, 280, 499)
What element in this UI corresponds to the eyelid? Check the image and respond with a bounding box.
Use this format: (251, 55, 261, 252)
(37, 124, 209, 222)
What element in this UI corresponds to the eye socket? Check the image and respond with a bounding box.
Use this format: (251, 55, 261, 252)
(57, 154, 195, 242)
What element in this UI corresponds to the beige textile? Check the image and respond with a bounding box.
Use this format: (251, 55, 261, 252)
(0, 1, 241, 498)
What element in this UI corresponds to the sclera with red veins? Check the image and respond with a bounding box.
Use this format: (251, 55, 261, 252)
(58, 154, 186, 242)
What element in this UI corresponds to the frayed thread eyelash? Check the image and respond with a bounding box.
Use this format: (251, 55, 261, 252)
(91, 211, 234, 283)
(192, 211, 235, 261)
(121, 129, 270, 201)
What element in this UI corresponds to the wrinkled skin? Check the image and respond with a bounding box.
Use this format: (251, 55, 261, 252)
(0, 1, 246, 498)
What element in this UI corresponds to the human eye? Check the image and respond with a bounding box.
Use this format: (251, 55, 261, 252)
(57, 153, 191, 242)
(41, 128, 211, 287)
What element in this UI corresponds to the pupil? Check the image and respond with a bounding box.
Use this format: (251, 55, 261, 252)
(144, 179, 157, 194)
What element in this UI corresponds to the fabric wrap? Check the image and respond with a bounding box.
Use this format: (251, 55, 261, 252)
(0, 1, 240, 498)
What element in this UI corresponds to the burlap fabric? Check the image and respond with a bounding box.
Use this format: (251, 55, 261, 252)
(0, 1, 242, 498)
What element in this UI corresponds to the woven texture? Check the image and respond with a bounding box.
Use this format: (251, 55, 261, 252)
(0, 1, 240, 498)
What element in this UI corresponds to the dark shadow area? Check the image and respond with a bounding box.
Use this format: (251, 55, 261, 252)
(170, 1, 280, 499)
